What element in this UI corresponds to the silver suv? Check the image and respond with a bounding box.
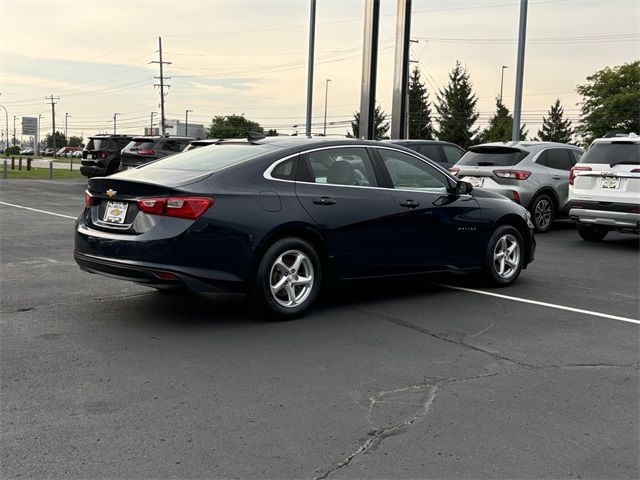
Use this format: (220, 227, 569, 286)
(569, 134, 640, 241)
(452, 142, 583, 232)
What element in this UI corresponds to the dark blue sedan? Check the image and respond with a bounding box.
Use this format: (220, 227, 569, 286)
(74, 136, 535, 317)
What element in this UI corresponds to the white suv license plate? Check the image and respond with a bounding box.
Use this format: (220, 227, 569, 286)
(103, 201, 128, 224)
(465, 176, 484, 188)
(601, 176, 620, 189)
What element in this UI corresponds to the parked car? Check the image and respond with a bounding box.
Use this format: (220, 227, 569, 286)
(451, 141, 583, 232)
(183, 138, 220, 152)
(19, 148, 34, 155)
(74, 136, 535, 318)
(56, 147, 81, 157)
(80, 134, 133, 178)
(43, 148, 55, 157)
(386, 140, 465, 170)
(569, 133, 640, 241)
(119, 136, 194, 171)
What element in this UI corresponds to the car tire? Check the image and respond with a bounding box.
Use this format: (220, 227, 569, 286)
(253, 237, 322, 319)
(577, 224, 608, 242)
(529, 194, 555, 233)
(483, 225, 524, 287)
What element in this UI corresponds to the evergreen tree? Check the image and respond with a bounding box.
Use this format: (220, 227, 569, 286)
(408, 66, 434, 139)
(478, 99, 527, 143)
(435, 61, 479, 148)
(349, 105, 390, 140)
(537, 99, 573, 143)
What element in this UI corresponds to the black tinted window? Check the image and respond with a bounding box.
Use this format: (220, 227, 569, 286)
(378, 149, 450, 193)
(305, 148, 377, 187)
(272, 157, 296, 180)
(442, 145, 464, 163)
(416, 145, 440, 161)
(457, 147, 527, 167)
(145, 144, 275, 171)
(580, 143, 640, 165)
(545, 149, 572, 171)
(87, 139, 115, 150)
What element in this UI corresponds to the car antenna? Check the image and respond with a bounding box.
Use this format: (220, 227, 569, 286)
(247, 131, 266, 142)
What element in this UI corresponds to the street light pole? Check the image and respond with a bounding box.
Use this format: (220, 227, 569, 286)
(113, 113, 120, 134)
(512, 0, 528, 142)
(305, 0, 317, 137)
(150, 112, 157, 133)
(65, 113, 70, 144)
(13, 115, 17, 147)
(499, 65, 508, 104)
(323, 79, 331, 136)
(185, 109, 193, 136)
(37, 114, 42, 155)
(0, 104, 8, 154)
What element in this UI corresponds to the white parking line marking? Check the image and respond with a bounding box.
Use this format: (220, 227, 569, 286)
(440, 284, 640, 325)
(0, 201, 77, 220)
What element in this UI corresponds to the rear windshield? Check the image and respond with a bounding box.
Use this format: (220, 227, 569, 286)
(144, 143, 276, 172)
(126, 140, 156, 151)
(580, 142, 640, 165)
(87, 139, 115, 150)
(457, 147, 528, 167)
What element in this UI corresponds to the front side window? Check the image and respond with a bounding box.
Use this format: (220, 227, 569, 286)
(305, 148, 377, 187)
(378, 149, 450, 193)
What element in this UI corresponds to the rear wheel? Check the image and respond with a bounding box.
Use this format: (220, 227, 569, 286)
(483, 225, 524, 287)
(253, 238, 321, 319)
(530, 194, 555, 233)
(577, 224, 608, 242)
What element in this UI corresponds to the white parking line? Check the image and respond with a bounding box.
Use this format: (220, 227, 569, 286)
(0, 201, 77, 220)
(440, 284, 640, 325)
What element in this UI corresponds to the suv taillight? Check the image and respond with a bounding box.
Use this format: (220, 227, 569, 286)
(137, 196, 214, 220)
(494, 170, 531, 180)
(449, 167, 460, 176)
(569, 166, 592, 185)
(137, 149, 155, 155)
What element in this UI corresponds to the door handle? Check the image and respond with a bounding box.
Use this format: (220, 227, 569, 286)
(312, 196, 336, 206)
(552, 175, 562, 180)
(399, 200, 420, 209)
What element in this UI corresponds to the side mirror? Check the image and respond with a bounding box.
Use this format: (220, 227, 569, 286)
(456, 181, 473, 195)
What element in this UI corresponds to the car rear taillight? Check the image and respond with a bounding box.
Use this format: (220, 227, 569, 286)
(137, 196, 214, 220)
(449, 167, 460, 176)
(631, 168, 640, 173)
(137, 149, 155, 155)
(494, 170, 531, 180)
(569, 166, 592, 185)
(85, 191, 95, 207)
(98, 152, 109, 159)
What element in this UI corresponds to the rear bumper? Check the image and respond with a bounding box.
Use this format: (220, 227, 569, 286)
(80, 165, 107, 177)
(74, 251, 245, 293)
(569, 208, 640, 233)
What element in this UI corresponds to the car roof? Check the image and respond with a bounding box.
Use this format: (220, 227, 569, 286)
(472, 141, 582, 152)
(384, 139, 458, 146)
(591, 133, 640, 144)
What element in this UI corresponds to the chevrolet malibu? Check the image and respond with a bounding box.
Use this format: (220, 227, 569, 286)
(74, 136, 535, 318)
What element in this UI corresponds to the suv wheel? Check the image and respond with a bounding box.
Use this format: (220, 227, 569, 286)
(254, 238, 321, 319)
(483, 225, 524, 287)
(577, 224, 608, 242)
(530, 194, 554, 233)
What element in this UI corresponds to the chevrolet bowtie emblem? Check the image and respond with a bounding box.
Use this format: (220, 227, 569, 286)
(106, 189, 117, 197)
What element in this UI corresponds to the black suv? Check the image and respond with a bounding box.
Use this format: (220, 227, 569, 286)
(119, 136, 194, 171)
(80, 134, 133, 178)
(386, 140, 465, 170)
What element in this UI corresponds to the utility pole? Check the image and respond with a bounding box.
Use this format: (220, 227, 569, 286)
(0, 104, 8, 154)
(512, 0, 528, 142)
(45, 95, 59, 157)
(500, 65, 508, 104)
(151, 37, 171, 135)
(359, 0, 381, 140)
(37, 114, 42, 155)
(150, 112, 157, 134)
(390, 0, 412, 139)
(323, 79, 331, 136)
(13, 116, 16, 147)
(65, 113, 70, 144)
(305, 0, 317, 137)
(185, 109, 192, 136)
(113, 113, 120, 134)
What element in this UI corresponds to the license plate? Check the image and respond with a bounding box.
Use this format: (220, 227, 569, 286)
(466, 176, 484, 188)
(87, 154, 93, 160)
(103, 201, 128, 224)
(601, 176, 620, 189)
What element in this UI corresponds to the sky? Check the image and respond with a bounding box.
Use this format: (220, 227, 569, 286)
(0, 0, 638, 144)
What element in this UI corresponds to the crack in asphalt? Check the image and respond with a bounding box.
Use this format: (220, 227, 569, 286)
(2, 292, 151, 315)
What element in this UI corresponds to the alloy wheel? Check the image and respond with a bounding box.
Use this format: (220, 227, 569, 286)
(269, 250, 314, 308)
(534, 198, 552, 230)
(493, 233, 521, 279)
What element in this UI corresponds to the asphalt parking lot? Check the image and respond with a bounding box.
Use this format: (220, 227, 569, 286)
(1, 179, 638, 479)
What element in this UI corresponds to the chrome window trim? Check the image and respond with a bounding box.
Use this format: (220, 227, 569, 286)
(263, 144, 459, 195)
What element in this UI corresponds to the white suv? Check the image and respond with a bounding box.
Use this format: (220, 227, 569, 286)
(569, 133, 640, 241)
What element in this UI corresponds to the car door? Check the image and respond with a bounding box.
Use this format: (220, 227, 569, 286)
(373, 147, 485, 271)
(294, 146, 401, 279)
(543, 148, 574, 212)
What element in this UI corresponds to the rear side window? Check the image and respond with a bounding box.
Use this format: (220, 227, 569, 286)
(545, 149, 573, 171)
(144, 144, 276, 172)
(272, 157, 297, 180)
(579, 143, 640, 165)
(457, 147, 527, 167)
(303, 148, 377, 187)
(416, 144, 440, 162)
